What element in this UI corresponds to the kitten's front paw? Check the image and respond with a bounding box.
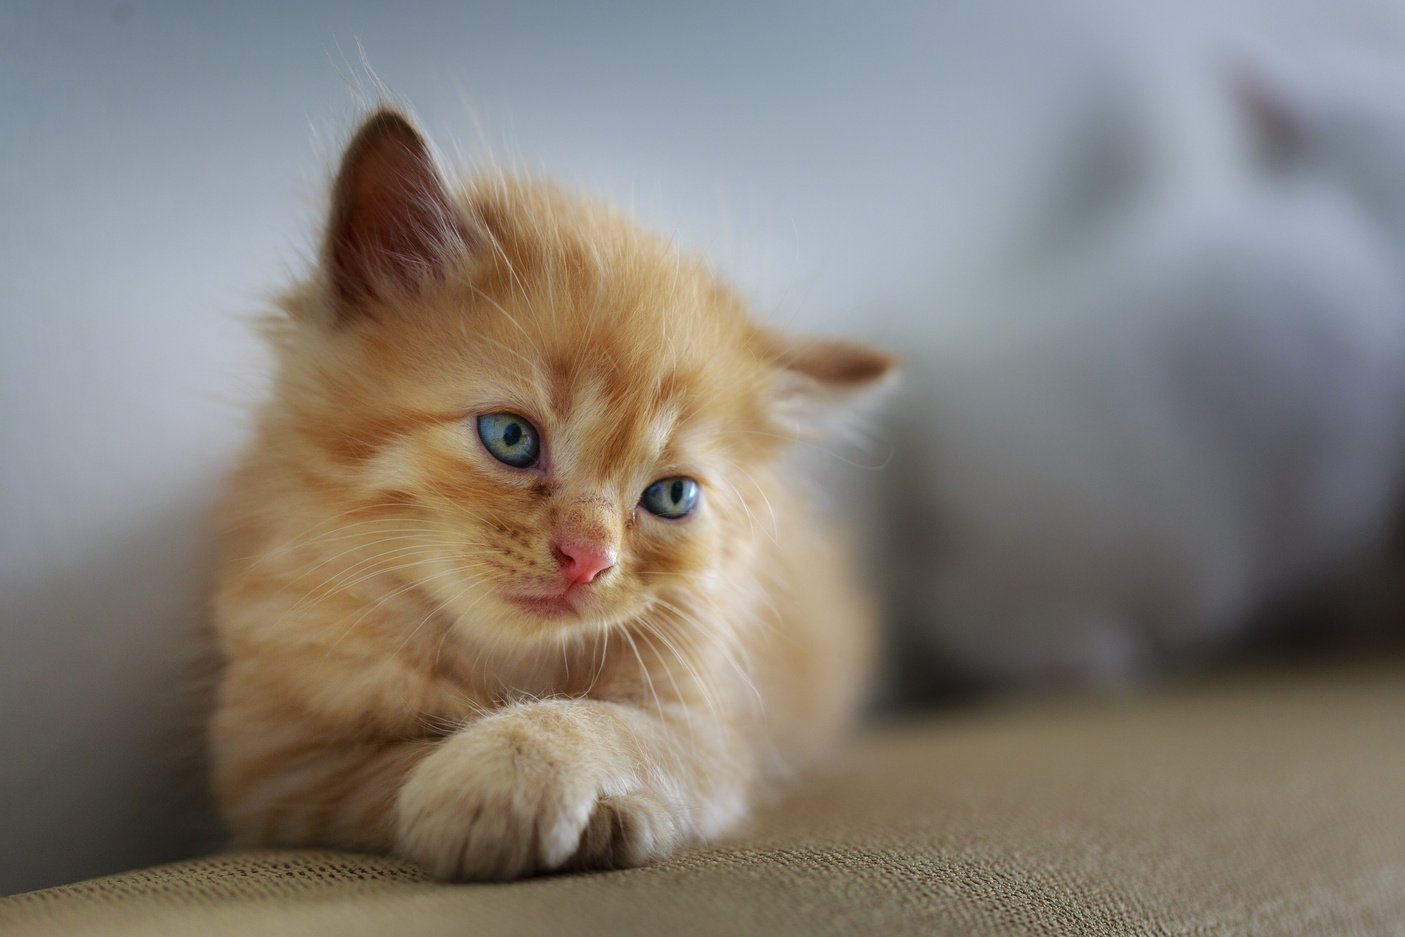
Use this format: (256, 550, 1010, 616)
(394, 702, 682, 880)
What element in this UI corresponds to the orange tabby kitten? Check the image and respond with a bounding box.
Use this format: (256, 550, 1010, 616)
(210, 109, 893, 880)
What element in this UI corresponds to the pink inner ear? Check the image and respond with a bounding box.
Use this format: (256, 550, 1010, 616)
(327, 111, 465, 307)
(779, 337, 898, 389)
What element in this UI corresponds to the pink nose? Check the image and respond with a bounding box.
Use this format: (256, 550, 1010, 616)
(552, 540, 616, 586)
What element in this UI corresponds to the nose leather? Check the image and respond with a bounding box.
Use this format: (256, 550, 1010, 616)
(553, 540, 616, 585)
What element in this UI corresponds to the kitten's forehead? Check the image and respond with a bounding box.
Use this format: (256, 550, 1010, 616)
(454, 186, 765, 481)
(548, 366, 689, 483)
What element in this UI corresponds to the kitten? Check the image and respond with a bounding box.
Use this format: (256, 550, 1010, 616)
(887, 39, 1405, 686)
(208, 109, 893, 880)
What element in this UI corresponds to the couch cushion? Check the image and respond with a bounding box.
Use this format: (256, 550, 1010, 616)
(5, 664, 1403, 936)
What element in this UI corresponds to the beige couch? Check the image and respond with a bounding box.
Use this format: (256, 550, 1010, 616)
(4, 664, 1403, 936)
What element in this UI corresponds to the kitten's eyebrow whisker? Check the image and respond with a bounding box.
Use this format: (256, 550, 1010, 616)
(710, 474, 765, 545)
(463, 328, 544, 380)
(717, 458, 780, 544)
(474, 226, 549, 355)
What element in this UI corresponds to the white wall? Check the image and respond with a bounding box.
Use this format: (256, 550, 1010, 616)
(3, 0, 1398, 894)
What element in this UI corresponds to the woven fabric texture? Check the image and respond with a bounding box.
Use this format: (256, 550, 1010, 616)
(5, 665, 1404, 936)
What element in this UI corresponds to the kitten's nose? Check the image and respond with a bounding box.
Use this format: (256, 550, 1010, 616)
(552, 540, 616, 586)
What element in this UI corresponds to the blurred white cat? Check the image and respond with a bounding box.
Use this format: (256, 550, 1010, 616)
(885, 31, 1405, 685)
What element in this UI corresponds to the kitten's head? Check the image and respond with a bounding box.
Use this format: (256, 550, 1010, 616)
(271, 110, 892, 648)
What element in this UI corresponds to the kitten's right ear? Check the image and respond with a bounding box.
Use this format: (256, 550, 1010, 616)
(761, 331, 898, 439)
(323, 109, 468, 317)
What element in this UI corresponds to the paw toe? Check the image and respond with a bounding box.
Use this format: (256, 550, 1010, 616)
(573, 792, 679, 870)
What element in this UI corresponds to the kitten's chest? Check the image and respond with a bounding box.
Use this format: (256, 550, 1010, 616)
(400, 614, 708, 719)
(389, 612, 598, 716)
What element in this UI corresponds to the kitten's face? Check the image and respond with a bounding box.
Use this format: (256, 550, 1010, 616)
(301, 228, 772, 644)
(275, 112, 891, 648)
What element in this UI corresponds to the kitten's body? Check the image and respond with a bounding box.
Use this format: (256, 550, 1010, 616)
(211, 114, 889, 879)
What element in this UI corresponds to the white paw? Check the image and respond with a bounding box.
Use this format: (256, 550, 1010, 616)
(394, 703, 683, 880)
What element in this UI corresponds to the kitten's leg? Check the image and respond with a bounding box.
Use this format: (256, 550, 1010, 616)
(212, 714, 438, 853)
(216, 689, 747, 878)
(210, 654, 461, 854)
(394, 698, 748, 880)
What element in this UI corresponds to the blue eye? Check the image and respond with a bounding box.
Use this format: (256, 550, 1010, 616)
(641, 476, 699, 518)
(476, 412, 540, 468)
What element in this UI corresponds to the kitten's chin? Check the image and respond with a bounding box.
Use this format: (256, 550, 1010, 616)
(431, 574, 645, 640)
(492, 586, 643, 635)
(504, 593, 579, 619)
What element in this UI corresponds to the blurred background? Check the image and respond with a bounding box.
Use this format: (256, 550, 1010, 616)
(4, 0, 1405, 896)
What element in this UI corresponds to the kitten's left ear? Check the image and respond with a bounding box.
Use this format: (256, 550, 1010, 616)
(762, 331, 898, 437)
(323, 108, 469, 316)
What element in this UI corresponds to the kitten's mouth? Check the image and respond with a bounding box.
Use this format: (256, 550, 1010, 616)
(505, 591, 581, 618)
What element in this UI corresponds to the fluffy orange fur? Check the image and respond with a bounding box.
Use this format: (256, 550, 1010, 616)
(209, 109, 894, 880)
